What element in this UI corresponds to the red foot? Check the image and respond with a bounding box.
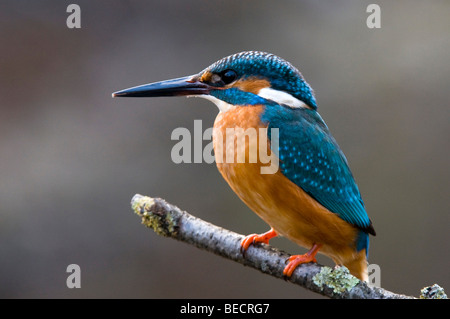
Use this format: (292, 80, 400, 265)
(283, 243, 322, 277)
(240, 228, 277, 254)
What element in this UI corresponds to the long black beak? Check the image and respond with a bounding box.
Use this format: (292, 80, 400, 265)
(112, 75, 210, 98)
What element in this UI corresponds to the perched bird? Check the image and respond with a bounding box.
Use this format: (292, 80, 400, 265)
(113, 51, 375, 281)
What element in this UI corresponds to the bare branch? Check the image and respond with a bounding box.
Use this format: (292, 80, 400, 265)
(131, 194, 444, 299)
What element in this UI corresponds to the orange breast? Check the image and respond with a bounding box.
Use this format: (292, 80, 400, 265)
(213, 106, 362, 265)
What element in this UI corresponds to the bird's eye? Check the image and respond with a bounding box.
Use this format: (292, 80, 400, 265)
(220, 69, 237, 85)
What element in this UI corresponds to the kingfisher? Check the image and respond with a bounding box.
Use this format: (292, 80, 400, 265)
(113, 51, 376, 281)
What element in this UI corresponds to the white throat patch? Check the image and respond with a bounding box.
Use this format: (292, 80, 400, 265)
(257, 87, 307, 109)
(191, 95, 237, 113)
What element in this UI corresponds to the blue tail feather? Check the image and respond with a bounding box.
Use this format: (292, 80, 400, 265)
(356, 231, 370, 258)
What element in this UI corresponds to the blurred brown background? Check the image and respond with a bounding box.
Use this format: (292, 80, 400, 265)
(0, 0, 448, 298)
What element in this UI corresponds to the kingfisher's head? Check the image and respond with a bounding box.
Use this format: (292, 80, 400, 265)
(113, 51, 317, 111)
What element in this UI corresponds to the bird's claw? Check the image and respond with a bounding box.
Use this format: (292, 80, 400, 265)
(240, 228, 277, 256)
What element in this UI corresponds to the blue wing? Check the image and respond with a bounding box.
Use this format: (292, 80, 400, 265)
(264, 105, 375, 236)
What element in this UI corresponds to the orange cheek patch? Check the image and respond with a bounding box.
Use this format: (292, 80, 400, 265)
(232, 77, 270, 94)
(200, 71, 213, 83)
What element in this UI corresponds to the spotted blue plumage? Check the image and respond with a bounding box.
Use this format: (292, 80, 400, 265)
(205, 51, 317, 109)
(262, 104, 375, 252)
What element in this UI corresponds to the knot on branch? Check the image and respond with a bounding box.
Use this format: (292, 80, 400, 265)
(131, 194, 180, 237)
